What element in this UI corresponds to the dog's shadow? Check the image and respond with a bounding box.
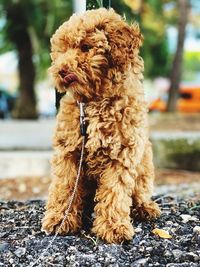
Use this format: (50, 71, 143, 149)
(82, 179, 97, 231)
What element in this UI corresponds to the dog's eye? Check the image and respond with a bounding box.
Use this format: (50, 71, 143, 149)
(81, 44, 92, 52)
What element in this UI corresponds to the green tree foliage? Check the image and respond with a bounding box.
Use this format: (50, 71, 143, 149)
(122, 0, 170, 78)
(0, 0, 73, 77)
(0, 0, 73, 118)
(1, 0, 38, 119)
(0, 0, 178, 117)
(87, 0, 103, 9)
(183, 51, 200, 81)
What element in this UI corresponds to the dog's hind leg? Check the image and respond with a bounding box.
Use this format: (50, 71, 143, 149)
(92, 164, 135, 243)
(131, 142, 161, 220)
(42, 152, 85, 235)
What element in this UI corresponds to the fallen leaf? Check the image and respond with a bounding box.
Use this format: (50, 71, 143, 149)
(152, 228, 172, 239)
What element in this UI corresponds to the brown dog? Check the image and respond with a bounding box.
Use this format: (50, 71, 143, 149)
(42, 8, 160, 244)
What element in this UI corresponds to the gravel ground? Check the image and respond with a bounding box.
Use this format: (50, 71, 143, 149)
(0, 195, 199, 267)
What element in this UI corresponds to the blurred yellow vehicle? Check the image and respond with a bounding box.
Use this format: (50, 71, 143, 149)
(149, 87, 200, 112)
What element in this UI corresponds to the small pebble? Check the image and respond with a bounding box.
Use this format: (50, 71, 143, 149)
(172, 249, 183, 259)
(193, 226, 200, 234)
(164, 250, 172, 257)
(166, 220, 173, 225)
(146, 247, 153, 252)
(131, 258, 149, 266)
(14, 247, 26, 257)
(185, 252, 199, 262)
(0, 243, 9, 252)
(135, 227, 142, 233)
(9, 258, 14, 264)
(180, 214, 198, 223)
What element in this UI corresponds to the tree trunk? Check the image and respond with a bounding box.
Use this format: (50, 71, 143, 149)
(5, 2, 38, 119)
(167, 0, 189, 112)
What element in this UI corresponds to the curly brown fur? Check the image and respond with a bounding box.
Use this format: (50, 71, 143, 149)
(42, 8, 161, 244)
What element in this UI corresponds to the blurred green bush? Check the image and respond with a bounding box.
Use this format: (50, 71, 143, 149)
(183, 51, 200, 81)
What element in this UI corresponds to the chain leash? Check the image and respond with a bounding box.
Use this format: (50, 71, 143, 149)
(30, 102, 86, 267)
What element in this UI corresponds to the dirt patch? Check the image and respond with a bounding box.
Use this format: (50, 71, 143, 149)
(149, 113, 200, 131)
(0, 170, 199, 201)
(0, 176, 50, 201)
(156, 169, 200, 185)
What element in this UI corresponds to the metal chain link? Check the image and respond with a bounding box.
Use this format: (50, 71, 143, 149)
(29, 136, 85, 267)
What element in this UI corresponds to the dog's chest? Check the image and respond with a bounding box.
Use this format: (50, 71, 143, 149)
(84, 98, 125, 163)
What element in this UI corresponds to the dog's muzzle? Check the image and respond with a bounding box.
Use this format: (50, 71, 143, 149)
(59, 69, 78, 87)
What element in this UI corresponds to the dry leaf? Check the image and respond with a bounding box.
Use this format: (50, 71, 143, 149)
(152, 228, 172, 239)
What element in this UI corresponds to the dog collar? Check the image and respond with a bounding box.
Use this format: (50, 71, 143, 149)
(77, 101, 87, 136)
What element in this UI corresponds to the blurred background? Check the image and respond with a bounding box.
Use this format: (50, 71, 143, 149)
(0, 0, 199, 201)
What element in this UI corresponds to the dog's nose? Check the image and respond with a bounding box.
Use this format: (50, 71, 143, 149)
(58, 69, 68, 78)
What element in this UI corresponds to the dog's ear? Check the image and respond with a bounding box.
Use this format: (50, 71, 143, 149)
(105, 21, 143, 68)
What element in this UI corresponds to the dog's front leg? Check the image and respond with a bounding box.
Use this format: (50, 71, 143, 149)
(92, 164, 135, 243)
(42, 152, 84, 235)
(132, 142, 161, 219)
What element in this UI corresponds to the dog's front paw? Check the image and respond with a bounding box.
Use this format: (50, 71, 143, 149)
(41, 209, 81, 235)
(92, 220, 134, 244)
(133, 200, 161, 220)
(41, 210, 63, 235)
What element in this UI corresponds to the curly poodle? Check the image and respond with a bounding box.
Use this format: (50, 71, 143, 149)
(42, 8, 161, 244)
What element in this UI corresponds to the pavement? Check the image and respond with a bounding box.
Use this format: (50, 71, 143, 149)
(0, 119, 54, 178)
(0, 119, 200, 179)
(0, 119, 54, 150)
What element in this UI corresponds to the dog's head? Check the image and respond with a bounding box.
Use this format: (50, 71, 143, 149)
(49, 8, 143, 100)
